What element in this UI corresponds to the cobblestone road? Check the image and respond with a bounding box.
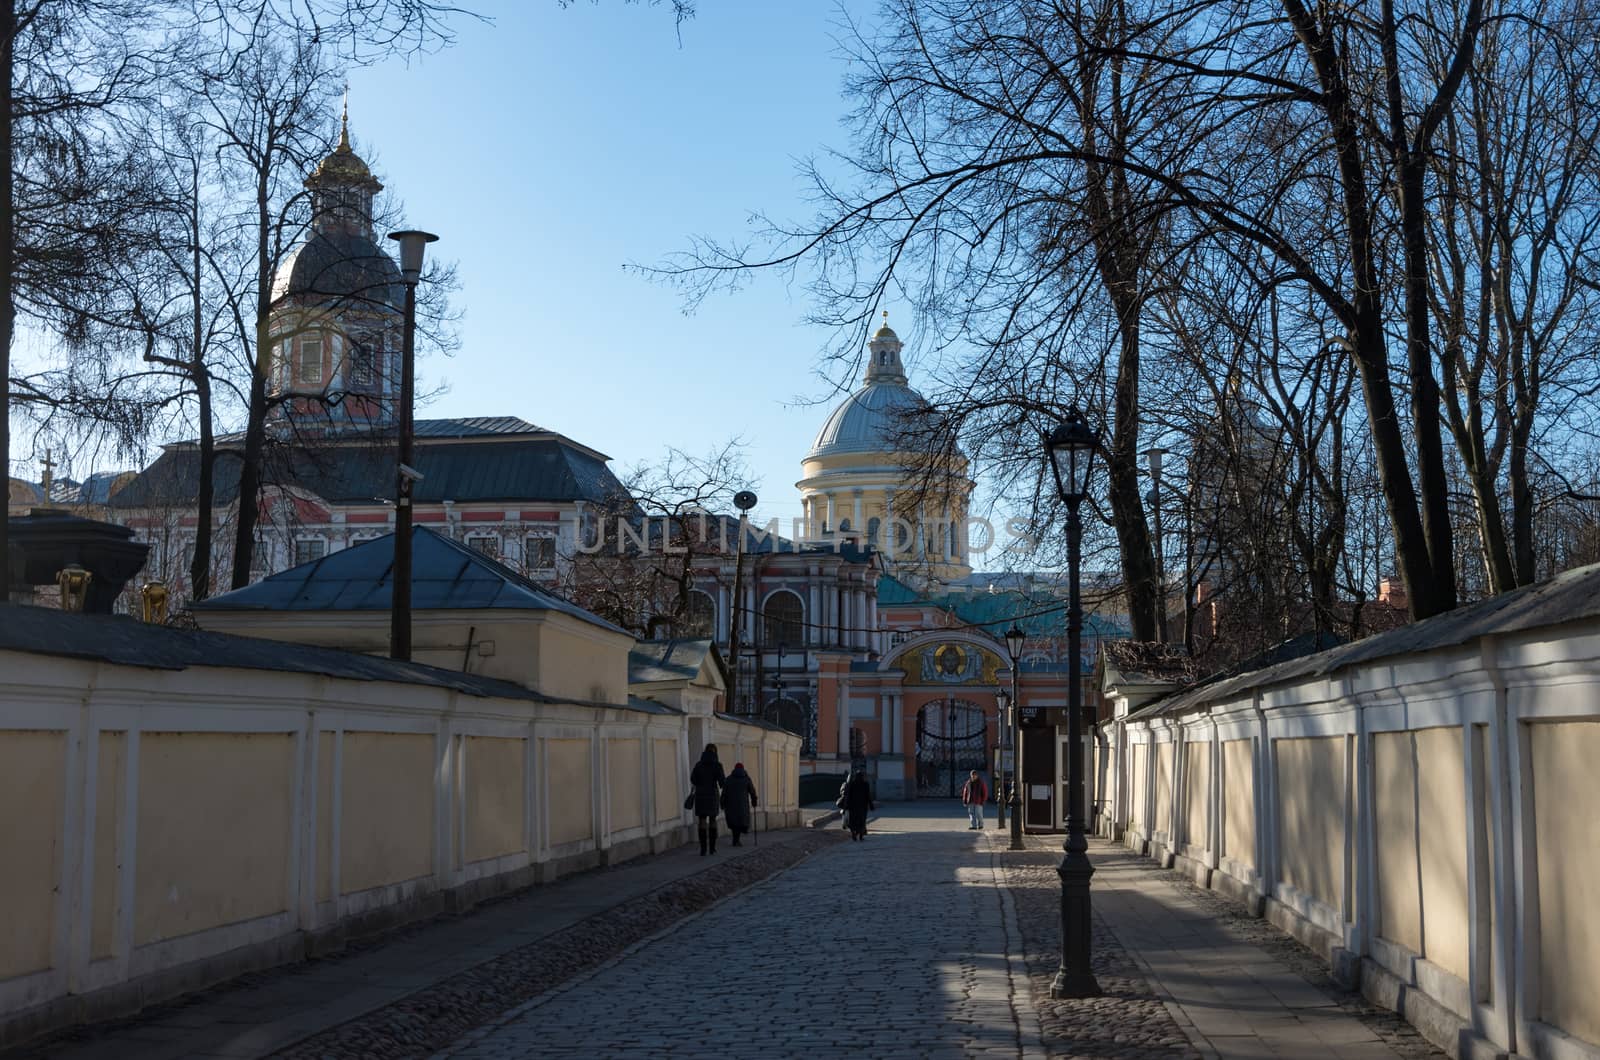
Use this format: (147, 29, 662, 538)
(441, 806, 1028, 1060)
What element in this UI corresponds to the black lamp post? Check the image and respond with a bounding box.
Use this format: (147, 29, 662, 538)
(1044, 408, 1103, 998)
(387, 229, 438, 662)
(995, 686, 1010, 830)
(728, 490, 758, 712)
(1005, 623, 1026, 851)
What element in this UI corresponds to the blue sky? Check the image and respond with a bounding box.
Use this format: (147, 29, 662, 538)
(346, 0, 884, 527)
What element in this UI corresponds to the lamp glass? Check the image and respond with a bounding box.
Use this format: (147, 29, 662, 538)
(1046, 410, 1099, 503)
(1004, 624, 1025, 661)
(387, 229, 439, 284)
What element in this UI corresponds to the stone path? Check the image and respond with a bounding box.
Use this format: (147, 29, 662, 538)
(7, 803, 1444, 1060)
(8, 826, 822, 1060)
(440, 807, 1026, 1059)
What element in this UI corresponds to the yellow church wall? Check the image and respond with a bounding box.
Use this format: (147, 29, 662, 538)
(464, 736, 526, 864)
(339, 732, 435, 895)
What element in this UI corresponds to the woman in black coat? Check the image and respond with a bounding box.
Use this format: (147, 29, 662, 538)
(840, 770, 874, 841)
(721, 762, 759, 846)
(688, 743, 726, 855)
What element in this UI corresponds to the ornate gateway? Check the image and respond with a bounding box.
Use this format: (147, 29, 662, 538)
(915, 698, 989, 798)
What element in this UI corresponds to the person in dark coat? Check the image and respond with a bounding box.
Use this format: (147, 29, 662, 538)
(840, 770, 875, 841)
(689, 743, 726, 855)
(721, 762, 759, 846)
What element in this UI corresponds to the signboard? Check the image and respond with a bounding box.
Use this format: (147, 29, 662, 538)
(995, 749, 1014, 771)
(1020, 705, 1051, 728)
(1030, 784, 1051, 800)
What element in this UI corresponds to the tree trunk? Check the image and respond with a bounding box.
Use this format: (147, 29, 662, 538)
(230, 165, 275, 589)
(1, 10, 13, 586)
(188, 167, 214, 600)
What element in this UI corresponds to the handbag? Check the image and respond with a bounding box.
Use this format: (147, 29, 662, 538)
(683, 792, 695, 809)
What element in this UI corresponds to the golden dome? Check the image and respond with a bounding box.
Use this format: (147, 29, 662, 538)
(307, 100, 381, 189)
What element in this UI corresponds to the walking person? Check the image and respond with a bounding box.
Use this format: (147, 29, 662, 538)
(689, 743, 726, 855)
(722, 761, 759, 846)
(840, 769, 875, 841)
(961, 769, 988, 830)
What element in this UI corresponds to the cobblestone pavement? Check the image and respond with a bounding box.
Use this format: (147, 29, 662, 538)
(440, 806, 1028, 1059)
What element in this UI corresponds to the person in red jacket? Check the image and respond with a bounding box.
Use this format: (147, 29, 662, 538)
(961, 770, 988, 830)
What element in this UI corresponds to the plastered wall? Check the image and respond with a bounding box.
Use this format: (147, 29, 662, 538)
(1273, 736, 1344, 913)
(1183, 742, 1209, 850)
(0, 649, 801, 1044)
(0, 731, 65, 980)
(135, 732, 294, 944)
(464, 737, 525, 864)
(1530, 719, 1600, 1045)
(1221, 739, 1254, 867)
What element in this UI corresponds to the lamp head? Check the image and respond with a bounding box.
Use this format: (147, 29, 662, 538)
(1004, 623, 1026, 662)
(1044, 408, 1100, 504)
(387, 229, 439, 284)
(1142, 446, 1169, 478)
(57, 564, 92, 612)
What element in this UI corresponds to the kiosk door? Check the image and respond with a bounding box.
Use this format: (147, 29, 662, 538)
(1023, 727, 1056, 829)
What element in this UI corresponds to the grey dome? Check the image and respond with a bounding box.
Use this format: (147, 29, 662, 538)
(808, 381, 932, 458)
(271, 230, 402, 309)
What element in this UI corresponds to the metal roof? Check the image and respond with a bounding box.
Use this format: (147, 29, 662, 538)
(111, 428, 626, 510)
(0, 603, 547, 701)
(1129, 560, 1600, 720)
(628, 638, 724, 685)
(195, 527, 627, 634)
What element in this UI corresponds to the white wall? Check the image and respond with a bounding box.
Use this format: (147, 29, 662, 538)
(0, 647, 801, 1047)
(1098, 619, 1600, 1060)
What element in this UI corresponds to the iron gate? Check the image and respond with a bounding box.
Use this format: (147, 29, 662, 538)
(915, 699, 988, 798)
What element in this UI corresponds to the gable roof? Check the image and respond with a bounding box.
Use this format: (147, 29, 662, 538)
(195, 527, 625, 634)
(628, 638, 726, 688)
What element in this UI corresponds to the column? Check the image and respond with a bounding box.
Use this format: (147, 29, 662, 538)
(825, 492, 836, 533)
(807, 568, 821, 647)
(842, 584, 856, 648)
(890, 692, 903, 754)
(838, 678, 852, 759)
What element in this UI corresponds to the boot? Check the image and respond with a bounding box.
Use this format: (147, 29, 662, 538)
(709, 823, 718, 853)
(698, 821, 708, 856)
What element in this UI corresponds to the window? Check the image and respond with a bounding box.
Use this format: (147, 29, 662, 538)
(296, 335, 325, 386)
(762, 590, 804, 649)
(466, 534, 500, 559)
(867, 516, 881, 546)
(681, 590, 716, 638)
(524, 534, 556, 572)
(348, 337, 378, 389)
(293, 537, 326, 566)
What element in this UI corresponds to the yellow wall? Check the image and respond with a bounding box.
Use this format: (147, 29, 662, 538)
(1222, 739, 1255, 867)
(546, 738, 593, 846)
(1372, 728, 1468, 979)
(464, 737, 525, 864)
(0, 731, 66, 980)
(135, 733, 293, 946)
(316, 732, 335, 902)
(1155, 744, 1174, 834)
(1275, 736, 1344, 912)
(1531, 720, 1600, 1044)
(1183, 742, 1210, 849)
(607, 739, 643, 832)
(653, 739, 680, 823)
(1129, 744, 1148, 831)
(340, 732, 435, 895)
(91, 732, 126, 961)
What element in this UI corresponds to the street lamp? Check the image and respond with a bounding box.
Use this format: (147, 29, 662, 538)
(995, 686, 1011, 830)
(387, 229, 438, 662)
(1143, 447, 1169, 644)
(728, 490, 758, 713)
(1044, 408, 1103, 998)
(1004, 623, 1026, 851)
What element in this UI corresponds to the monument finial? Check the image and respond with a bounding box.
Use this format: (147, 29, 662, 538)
(338, 84, 350, 150)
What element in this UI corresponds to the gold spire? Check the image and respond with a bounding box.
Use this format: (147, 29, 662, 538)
(306, 86, 380, 189)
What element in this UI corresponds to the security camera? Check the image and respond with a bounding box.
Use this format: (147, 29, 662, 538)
(399, 463, 424, 483)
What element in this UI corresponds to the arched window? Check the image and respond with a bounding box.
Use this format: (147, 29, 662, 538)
(681, 589, 716, 638)
(867, 517, 881, 547)
(763, 589, 804, 648)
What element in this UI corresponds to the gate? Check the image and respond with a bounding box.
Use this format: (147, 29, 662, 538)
(915, 699, 989, 798)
